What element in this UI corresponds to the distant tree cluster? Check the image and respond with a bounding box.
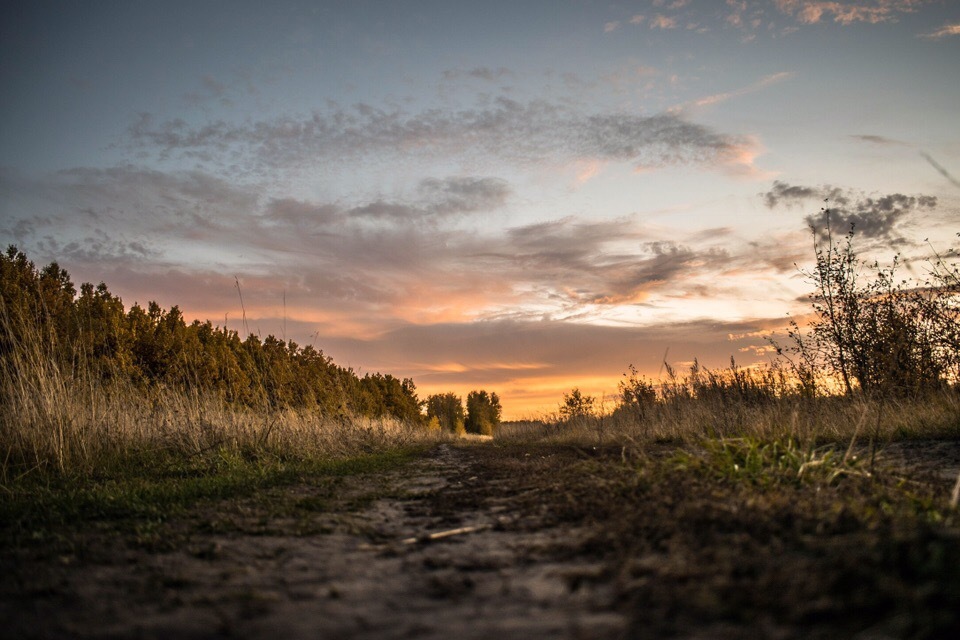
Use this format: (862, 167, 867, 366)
(466, 390, 502, 435)
(426, 392, 465, 433)
(425, 390, 502, 435)
(0, 246, 423, 423)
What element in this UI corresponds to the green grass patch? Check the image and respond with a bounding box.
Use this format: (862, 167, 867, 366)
(0, 445, 426, 551)
(669, 436, 869, 488)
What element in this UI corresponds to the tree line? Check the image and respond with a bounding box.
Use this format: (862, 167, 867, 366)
(1, 246, 506, 430)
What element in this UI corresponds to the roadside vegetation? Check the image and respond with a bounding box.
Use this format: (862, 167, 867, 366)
(0, 245, 448, 547)
(503, 217, 960, 454)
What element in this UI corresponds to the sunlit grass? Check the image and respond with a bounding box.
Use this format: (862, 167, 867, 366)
(0, 304, 445, 486)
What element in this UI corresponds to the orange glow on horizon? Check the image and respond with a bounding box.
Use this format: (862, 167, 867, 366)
(417, 372, 630, 422)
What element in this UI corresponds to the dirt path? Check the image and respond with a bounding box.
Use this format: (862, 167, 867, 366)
(4, 444, 625, 639)
(5, 439, 960, 639)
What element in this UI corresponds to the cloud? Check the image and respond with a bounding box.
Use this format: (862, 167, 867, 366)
(616, 0, 935, 38)
(762, 180, 938, 240)
(920, 22, 960, 39)
(318, 315, 793, 417)
(808, 194, 936, 241)
(442, 67, 514, 82)
(649, 14, 679, 29)
(416, 176, 512, 215)
(772, 0, 928, 25)
(684, 71, 794, 110)
(762, 180, 836, 208)
(604, 21, 620, 33)
(7, 162, 796, 341)
(481, 219, 742, 307)
(725, 0, 750, 27)
(184, 74, 233, 108)
(0, 166, 263, 258)
(343, 177, 512, 222)
(124, 98, 765, 177)
(849, 134, 908, 146)
(920, 152, 960, 189)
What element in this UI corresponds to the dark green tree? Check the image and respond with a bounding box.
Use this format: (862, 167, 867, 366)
(426, 392, 466, 433)
(465, 390, 501, 435)
(1, 246, 433, 425)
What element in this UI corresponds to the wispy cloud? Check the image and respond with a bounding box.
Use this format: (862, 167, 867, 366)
(4, 164, 800, 336)
(920, 152, 960, 189)
(124, 98, 765, 177)
(320, 316, 794, 415)
(763, 180, 846, 208)
(920, 22, 960, 39)
(614, 1, 933, 40)
(725, 0, 751, 28)
(442, 66, 515, 82)
(487, 218, 737, 307)
(772, 0, 928, 25)
(849, 133, 908, 146)
(649, 14, 680, 29)
(682, 71, 794, 110)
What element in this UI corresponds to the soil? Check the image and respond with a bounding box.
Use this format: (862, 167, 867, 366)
(3, 440, 960, 639)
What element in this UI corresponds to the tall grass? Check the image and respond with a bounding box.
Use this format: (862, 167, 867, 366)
(0, 304, 442, 485)
(496, 361, 960, 448)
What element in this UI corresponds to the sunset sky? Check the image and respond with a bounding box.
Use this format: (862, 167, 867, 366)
(2, 0, 958, 418)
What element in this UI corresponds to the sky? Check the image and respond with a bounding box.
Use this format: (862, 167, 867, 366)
(1, 0, 958, 418)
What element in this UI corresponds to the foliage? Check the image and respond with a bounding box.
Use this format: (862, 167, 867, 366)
(559, 387, 595, 422)
(0, 246, 425, 424)
(671, 436, 866, 488)
(426, 392, 466, 433)
(774, 213, 958, 398)
(617, 364, 657, 421)
(465, 390, 501, 435)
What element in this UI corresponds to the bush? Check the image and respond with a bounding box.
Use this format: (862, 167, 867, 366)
(774, 214, 958, 398)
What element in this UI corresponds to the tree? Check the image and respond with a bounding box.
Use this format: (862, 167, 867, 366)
(465, 390, 501, 435)
(358, 374, 424, 424)
(559, 388, 595, 422)
(426, 393, 465, 433)
(776, 212, 953, 397)
(618, 364, 657, 421)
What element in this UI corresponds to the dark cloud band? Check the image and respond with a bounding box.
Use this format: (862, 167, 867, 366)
(124, 98, 760, 176)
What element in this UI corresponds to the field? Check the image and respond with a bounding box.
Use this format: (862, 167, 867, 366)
(3, 405, 960, 638)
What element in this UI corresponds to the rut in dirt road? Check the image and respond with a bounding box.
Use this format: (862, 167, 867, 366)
(5, 443, 626, 640)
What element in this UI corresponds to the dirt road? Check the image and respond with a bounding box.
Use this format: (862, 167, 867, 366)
(4, 440, 960, 639)
(4, 444, 626, 639)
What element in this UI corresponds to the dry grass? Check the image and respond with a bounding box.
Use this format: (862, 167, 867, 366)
(0, 312, 444, 485)
(497, 379, 960, 450)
